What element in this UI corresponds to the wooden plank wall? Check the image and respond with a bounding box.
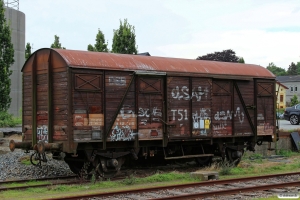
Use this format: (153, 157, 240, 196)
(36, 72, 49, 142)
(234, 81, 254, 136)
(256, 81, 275, 135)
(53, 71, 68, 141)
(23, 73, 32, 141)
(137, 77, 163, 140)
(72, 70, 103, 141)
(212, 80, 233, 136)
(105, 71, 136, 142)
(191, 78, 212, 137)
(167, 77, 191, 137)
(167, 77, 212, 138)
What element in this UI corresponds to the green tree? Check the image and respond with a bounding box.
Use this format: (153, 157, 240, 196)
(296, 62, 300, 75)
(88, 29, 108, 52)
(87, 44, 94, 51)
(266, 62, 287, 76)
(112, 19, 138, 54)
(238, 57, 245, 63)
(0, 0, 14, 111)
(290, 94, 299, 106)
(287, 62, 297, 75)
(25, 42, 31, 60)
(50, 35, 66, 49)
(196, 49, 239, 62)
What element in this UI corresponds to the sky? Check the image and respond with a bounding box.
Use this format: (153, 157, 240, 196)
(17, 0, 300, 69)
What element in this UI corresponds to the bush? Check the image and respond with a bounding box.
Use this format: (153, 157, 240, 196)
(0, 111, 20, 127)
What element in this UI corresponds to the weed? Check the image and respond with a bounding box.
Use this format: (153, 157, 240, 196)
(268, 164, 285, 171)
(52, 185, 68, 191)
(277, 149, 295, 157)
(18, 155, 31, 165)
(219, 161, 233, 175)
(90, 173, 96, 184)
(122, 174, 137, 185)
(250, 153, 263, 160)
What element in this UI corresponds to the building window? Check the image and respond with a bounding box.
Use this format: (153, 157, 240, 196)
(291, 87, 293, 91)
(280, 95, 283, 102)
(295, 87, 298, 92)
(281, 88, 283, 91)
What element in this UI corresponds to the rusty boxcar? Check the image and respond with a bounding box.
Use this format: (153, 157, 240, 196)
(10, 48, 277, 178)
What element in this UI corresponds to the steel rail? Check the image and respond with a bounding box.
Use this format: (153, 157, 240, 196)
(0, 176, 83, 192)
(154, 181, 300, 199)
(0, 181, 84, 192)
(46, 171, 300, 200)
(0, 175, 77, 185)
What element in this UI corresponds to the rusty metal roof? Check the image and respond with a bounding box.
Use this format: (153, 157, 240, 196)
(50, 49, 274, 78)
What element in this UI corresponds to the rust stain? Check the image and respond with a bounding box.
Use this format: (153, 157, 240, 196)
(50, 49, 274, 78)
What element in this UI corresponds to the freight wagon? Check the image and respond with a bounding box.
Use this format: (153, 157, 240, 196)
(10, 48, 278, 178)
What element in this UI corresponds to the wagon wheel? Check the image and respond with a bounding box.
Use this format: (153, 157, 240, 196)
(225, 148, 244, 166)
(96, 157, 125, 179)
(96, 163, 120, 179)
(195, 156, 212, 167)
(194, 145, 213, 167)
(64, 152, 93, 176)
(66, 161, 82, 175)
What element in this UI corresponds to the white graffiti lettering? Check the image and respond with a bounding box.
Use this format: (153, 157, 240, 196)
(214, 107, 244, 123)
(120, 105, 135, 119)
(152, 107, 162, 117)
(138, 108, 150, 117)
(140, 119, 148, 125)
(171, 86, 184, 100)
(213, 122, 227, 130)
(110, 125, 137, 141)
(109, 76, 126, 86)
(37, 125, 48, 142)
(138, 107, 162, 117)
(138, 107, 162, 125)
(192, 108, 211, 121)
(234, 107, 245, 124)
(171, 109, 188, 121)
(214, 110, 232, 121)
(192, 108, 211, 129)
(171, 86, 209, 101)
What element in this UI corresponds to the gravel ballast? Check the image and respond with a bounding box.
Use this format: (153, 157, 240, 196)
(0, 134, 74, 181)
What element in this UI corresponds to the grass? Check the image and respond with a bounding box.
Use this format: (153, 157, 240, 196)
(1, 154, 300, 199)
(277, 149, 298, 157)
(2, 180, 49, 188)
(255, 197, 285, 200)
(18, 155, 32, 165)
(219, 154, 300, 179)
(0, 172, 198, 200)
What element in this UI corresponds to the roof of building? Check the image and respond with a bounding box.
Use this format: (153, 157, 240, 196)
(276, 75, 300, 82)
(276, 81, 288, 89)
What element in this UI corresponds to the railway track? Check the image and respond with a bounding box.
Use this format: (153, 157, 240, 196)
(47, 172, 300, 200)
(0, 175, 80, 192)
(0, 173, 134, 192)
